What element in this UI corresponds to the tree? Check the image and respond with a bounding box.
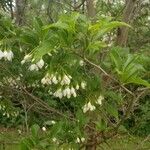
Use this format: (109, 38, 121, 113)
(86, 0, 96, 18)
(116, 0, 137, 46)
(15, 0, 27, 25)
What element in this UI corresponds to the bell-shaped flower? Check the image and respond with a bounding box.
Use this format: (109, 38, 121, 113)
(36, 59, 44, 69)
(29, 64, 39, 71)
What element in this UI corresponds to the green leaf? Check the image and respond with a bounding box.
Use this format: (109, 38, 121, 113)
(122, 54, 138, 71)
(96, 119, 107, 131)
(31, 124, 40, 138)
(126, 77, 150, 87)
(32, 41, 56, 61)
(106, 103, 118, 120)
(110, 49, 122, 70)
(89, 20, 131, 39)
(87, 41, 107, 53)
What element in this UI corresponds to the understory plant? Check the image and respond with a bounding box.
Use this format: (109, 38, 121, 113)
(0, 13, 150, 149)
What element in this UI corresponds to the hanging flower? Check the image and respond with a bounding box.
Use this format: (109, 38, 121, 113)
(29, 64, 39, 71)
(42, 126, 46, 131)
(70, 86, 77, 97)
(52, 76, 58, 84)
(3, 50, 14, 61)
(36, 59, 44, 69)
(24, 54, 32, 61)
(81, 81, 87, 89)
(61, 74, 71, 85)
(82, 102, 96, 113)
(96, 95, 104, 106)
(79, 60, 84, 66)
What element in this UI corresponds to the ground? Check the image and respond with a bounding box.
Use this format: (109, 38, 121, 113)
(0, 128, 150, 150)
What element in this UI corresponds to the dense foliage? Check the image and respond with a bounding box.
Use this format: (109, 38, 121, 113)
(0, 0, 150, 149)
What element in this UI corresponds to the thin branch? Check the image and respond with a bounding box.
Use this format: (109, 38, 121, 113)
(74, 53, 135, 96)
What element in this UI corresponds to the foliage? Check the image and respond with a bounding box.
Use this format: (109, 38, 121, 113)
(0, 0, 150, 149)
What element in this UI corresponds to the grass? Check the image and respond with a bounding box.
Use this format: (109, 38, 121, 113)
(0, 129, 150, 150)
(100, 135, 150, 150)
(0, 130, 20, 150)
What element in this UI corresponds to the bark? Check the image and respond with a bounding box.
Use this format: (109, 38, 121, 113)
(86, 0, 96, 18)
(8, 0, 14, 19)
(47, 0, 54, 23)
(15, 0, 27, 25)
(116, 0, 137, 47)
(85, 113, 97, 150)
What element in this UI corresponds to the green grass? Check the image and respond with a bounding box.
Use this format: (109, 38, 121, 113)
(100, 135, 150, 150)
(0, 129, 22, 150)
(0, 130, 150, 150)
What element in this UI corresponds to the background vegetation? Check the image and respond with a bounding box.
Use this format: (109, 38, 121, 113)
(0, 0, 150, 149)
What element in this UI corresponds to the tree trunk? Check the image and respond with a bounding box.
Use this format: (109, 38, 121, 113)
(15, 0, 27, 25)
(116, 0, 137, 47)
(8, 0, 14, 19)
(86, 0, 96, 18)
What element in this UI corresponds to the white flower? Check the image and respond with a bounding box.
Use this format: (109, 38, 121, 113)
(67, 93, 71, 99)
(58, 76, 61, 81)
(82, 104, 89, 113)
(51, 120, 56, 124)
(29, 64, 39, 71)
(76, 137, 80, 143)
(54, 89, 63, 99)
(4, 50, 14, 61)
(79, 60, 84, 66)
(81, 81, 86, 89)
(0, 50, 4, 59)
(70, 87, 77, 97)
(64, 10, 67, 13)
(72, 92, 77, 97)
(52, 137, 57, 142)
(52, 76, 58, 84)
(81, 137, 85, 142)
(62, 88, 67, 97)
(48, 53, 52, 56)
(18, 129, 22, 134)
(82, 102, 96, 113)
(41, 77, 47, 85)
(96, 95, 104, 106)
(42, 126, 46, 131)
(7, 113, 10, 118)
(21, 60, 25, 65)
(36, 59, 44, 69)
(75, 84, 79, 90)
(46, 78, 52, 85)
(61, 75, 71, 85)
(24, 54, 32, 61)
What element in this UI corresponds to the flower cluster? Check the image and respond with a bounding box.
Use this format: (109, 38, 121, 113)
(82, 102, 96, 113)
(2, 76, 21, 88)
(41, 73, 72, 85)
(21, 54, 32, 64)
(0, 103, 19, 118)
(28, 59, 45, 71)
(75, 137, 85, 143)
(0, 50, 14, 61)
(53, 86, 77, 99)
(21, 54, 44, 71)
(41, 73, 87, 99)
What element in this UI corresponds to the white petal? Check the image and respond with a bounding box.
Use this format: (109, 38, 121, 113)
(36, 59, 44, 69)
(29, 64, 39, 71)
